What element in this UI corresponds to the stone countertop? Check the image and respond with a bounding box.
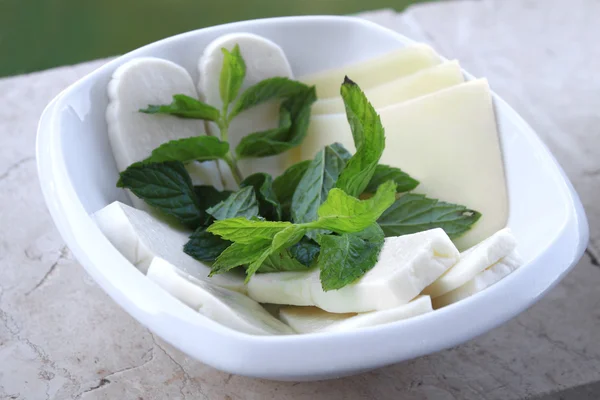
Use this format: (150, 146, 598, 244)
(1, 1, 599, 399)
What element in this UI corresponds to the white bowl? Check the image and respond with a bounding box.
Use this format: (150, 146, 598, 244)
(36, 16, 588, 380)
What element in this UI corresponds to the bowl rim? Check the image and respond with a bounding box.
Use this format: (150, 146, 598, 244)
(36, 15, 589, 378)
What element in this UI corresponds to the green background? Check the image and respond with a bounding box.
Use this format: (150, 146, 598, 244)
(2, 0, 430, 78)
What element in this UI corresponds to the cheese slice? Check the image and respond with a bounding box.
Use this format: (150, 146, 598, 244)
(247, 228, 459, 313)
(106, 57, 222, 208)
(147, 257, 293, 335)
(198, 33, 294, 182)
(422, 227, 516, 298)
(433, 250, 522, 309)
(299, 44, 441, 99)
(279, 296, 433, 334)
(311, 60, 464, 115)
(299, 79, 508, 250)
(93, 201, 245, 292)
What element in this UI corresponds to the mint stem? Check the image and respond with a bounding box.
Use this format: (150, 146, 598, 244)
(219, 116, 243, 185)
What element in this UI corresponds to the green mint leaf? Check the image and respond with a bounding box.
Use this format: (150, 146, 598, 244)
(117, 161, 202, 228)
(312, 180, 396, 233)
(140, 94, 220, 121)
(317, 223, 385, 291)
(194, 185, 233, 212)
(289, 237, 320, 267)
(244, 225, 307, 281)
(142, 136, 229, 164)
(240, 173, 282, 221)
(210, 241, 270, 276)
(230, 77, 311, 119)
(245, 248, 274, 281)
(206, 186, 259, 221)
(235, 86, 317, 158)
(335, 77, 385, 197)
(365, 164, 419, 194)
(219, 44, 246, 112)
(273, 160, 311, 220)
(291, 144, 349, 227)
(258, 250, 311, 273)
(329, 142, 353, 162)
(183, 226, 232, 263)
(207, 217, 291, 244)
(377, 193, 482, 239)
(271, 225, 306, 251)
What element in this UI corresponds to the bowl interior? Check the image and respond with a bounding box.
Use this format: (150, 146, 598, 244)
(54, 17, 569, 265)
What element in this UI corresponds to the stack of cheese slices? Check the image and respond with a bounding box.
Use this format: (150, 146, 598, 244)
(94, 33, 519, 335)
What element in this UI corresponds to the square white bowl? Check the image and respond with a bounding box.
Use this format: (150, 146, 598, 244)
(36, 16, 588, 380)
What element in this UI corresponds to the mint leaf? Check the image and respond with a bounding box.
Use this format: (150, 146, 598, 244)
(240, 173, 282, 221)
(245, 248, 274, 280)
(117, 161, 202, 228)
(183, 227, 231, 263)
(240, 224, 307, 281)
(258, 250, 311, 273)
(273, 160, 311, 220)
(206, 186, 259, 221)
(229, 77, 311, 119)
(312, 180, 396, 233)
(291, 144, 349, 227)
(194, 185, 233, 211)
(289, 237, 320, 267)
(336, 77, 385, 197)
(210, 241, 270, 276)
(377, 193, 482, 239)
(271, 225, 306, 251)
(317, 223, 385, 291)
(207, 217, 291, 244)
(220, 44, 246, 113)
(140, 94, 220, 121)
(235, 86, 317, 158)
(365, 164, 419, 193)
(142, 136, 229, 164)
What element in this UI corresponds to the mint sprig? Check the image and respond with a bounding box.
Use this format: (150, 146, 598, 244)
(207, 181, 397, 282)
(120, 47, 483, 291)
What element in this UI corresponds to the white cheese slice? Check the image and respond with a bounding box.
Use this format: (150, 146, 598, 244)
(311, 60, 464, 115)
(422, 227, 516, 298)
(92, 201, 245, 292)
(247, 228, 459, 313)
(106, 57, 222, 208)
(299, 44, 441, 99)
(433, 250, 521, 309)
(298, 79, 508, 250)
(198, 33, 293, 181)
(147, 257, 293, 335)
(279, 296, 433, 334)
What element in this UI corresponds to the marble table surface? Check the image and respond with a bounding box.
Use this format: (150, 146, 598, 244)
(1, 0, 599, 399)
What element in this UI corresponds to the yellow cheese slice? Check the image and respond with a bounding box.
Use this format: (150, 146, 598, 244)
(311, 60, 464, 115)
(298, 79, 508, 250)
(299, 44, 441, 99)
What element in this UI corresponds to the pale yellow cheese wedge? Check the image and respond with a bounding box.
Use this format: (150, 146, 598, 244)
(299, 44, 441, 99)
(311, 60, 464, 115)
(279, 296, 433, 334)
(298, 79, 508, 250)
